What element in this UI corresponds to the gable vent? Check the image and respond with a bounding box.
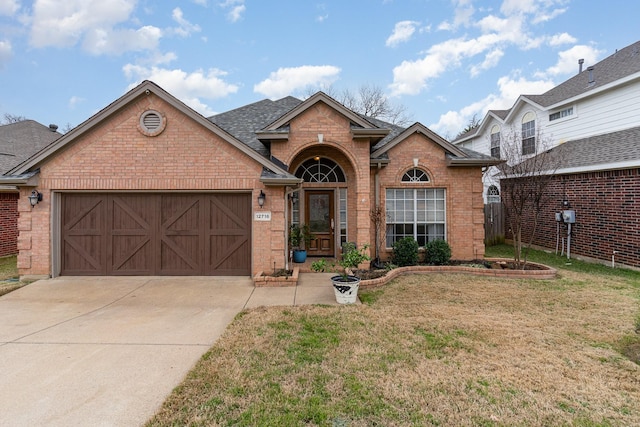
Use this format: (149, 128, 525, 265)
(138, 110, 166, 136)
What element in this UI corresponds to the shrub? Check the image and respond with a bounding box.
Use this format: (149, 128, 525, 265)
(425, 239, 452, 265)
(392, 237, 419, 266)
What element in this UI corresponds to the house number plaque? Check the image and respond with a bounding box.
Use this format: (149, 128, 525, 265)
(254, 211, 272, 221)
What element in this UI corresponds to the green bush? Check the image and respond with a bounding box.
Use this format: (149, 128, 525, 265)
(392, 237, 419, 266)
(424, 239, 451, 265)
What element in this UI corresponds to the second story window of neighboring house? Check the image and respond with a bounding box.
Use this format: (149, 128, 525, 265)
(490, 125, 501, 158)
(521, 112, 536, 155)
(549, 106, 573, 121)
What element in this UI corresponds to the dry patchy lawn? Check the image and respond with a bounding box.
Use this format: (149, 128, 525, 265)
(148, 267, 640, 426)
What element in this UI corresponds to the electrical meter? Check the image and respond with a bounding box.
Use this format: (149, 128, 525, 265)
(562, 210, 576, 223)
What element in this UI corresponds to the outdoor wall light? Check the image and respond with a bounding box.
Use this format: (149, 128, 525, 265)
(28, 189, 43, 207)
(257, 190, 266, 208)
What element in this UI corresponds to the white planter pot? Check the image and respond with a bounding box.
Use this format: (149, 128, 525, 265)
(331, 275, 360, 304)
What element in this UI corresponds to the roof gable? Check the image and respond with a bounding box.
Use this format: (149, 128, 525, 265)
(263, 91, 380, 131)
(372, 122, 467, 158)
(8, 81, 294, 179)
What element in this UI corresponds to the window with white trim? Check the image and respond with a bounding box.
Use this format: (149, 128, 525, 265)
(385, 188, 446, 247)
(549, 107, 573, 121)
(402, 168, 429, 182)
(521, 112, 536, 155)
(338, 188, 347, 247)
(294, 157, 346, 182)
(490, 125, 500, 158)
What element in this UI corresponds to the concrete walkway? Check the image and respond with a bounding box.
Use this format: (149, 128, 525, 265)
(0, 273, 340, 427)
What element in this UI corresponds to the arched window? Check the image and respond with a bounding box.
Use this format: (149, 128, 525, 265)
(521, 112, 536, 155)
(487, 185, 500, 204)
(294, 157, 346, 182)
(401, 168, 429, 182)
(490, 125, 501, 158)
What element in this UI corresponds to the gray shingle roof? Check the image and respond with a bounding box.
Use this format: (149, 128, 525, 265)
(549, 126, 640, 171)
(525, 40, 640, 107)
(208, 96, 302, 156)
(208, 92, 485, 163)
(0, 120, 62, 175)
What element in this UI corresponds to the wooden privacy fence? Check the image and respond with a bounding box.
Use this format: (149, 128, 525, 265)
(484, 203, 505, 246)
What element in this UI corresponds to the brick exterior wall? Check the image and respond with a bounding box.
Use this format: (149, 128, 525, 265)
(377, 134, 485, 261)
(0, 192, 19, 257)
(502, 168, 640, 268)
(17, 92, 488, 277)
(18, 93, 276, 276)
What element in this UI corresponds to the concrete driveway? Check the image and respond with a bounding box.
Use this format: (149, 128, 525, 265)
(0, 274, 337, 426)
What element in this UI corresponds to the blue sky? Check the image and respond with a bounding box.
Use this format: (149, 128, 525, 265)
(0, 0, 638, 138)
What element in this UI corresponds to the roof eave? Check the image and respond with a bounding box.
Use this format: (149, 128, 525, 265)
(369, 158, 391, 167)
(0, 170, 40, 185)
(255, 131, 289, 141)
(446, 158, 504, 167)
(260, 176, 303, 186)
(9, 80, 293, 179)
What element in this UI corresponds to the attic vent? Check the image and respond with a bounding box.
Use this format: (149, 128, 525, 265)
(138, 110, 166, 136)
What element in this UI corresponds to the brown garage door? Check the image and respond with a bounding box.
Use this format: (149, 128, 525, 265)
(60, 193, 251, 276)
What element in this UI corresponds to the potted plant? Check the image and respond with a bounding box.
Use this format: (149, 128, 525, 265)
(289, 224, 314, 263)
(312, 242, 370, 304)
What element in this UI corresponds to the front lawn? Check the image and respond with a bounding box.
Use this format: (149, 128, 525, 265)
(0, 255, 21, 297)
(147, 247, 640, 426)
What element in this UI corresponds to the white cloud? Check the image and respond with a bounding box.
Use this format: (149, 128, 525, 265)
(390, 36, 493, 96)
(390, 0, 573, 96)
(83, 25, 161, 55)
(0, 0, 19, 16)
(438, 0, 474, 31)
(123, 65, 239, 116)
(537, 44, 603, 77)
(430, 74, 555, 136)
(254, 65, 341, 99)
(219, 0, 245, 23)
(316, 3, 328, 22)
(169, 7, 201, 38)
(548, 32, 576, 46)
(386, 20, 420, 47)
(68, 95, 85, 109)
(470, 48, 504, 77)
(29, 0, 165, 56)
(0, 39, 12, 68)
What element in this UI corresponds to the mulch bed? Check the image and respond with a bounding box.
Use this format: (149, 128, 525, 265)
(354, 259, 546, 280)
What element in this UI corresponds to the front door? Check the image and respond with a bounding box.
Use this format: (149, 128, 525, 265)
(305, 190, 334, 257)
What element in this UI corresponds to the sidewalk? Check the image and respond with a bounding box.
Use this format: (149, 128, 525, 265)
(245, 272, 353, 307)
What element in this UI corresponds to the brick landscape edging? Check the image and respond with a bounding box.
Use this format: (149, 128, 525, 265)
(253, 267, 300, 287)
(359, 258, 557, 290)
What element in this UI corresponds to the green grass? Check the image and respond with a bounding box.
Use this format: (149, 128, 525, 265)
(485, 244, 640, 283)
(147, 260, 640, 426)
(0, 255, 18, 280)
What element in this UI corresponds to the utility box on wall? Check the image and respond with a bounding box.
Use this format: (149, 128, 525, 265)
(562, 210, 576, 223)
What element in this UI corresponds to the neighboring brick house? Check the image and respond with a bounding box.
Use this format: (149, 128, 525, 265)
(0, 80, 498, 278)
(0, 121, 61, 257)
(453, 40, 640, 268)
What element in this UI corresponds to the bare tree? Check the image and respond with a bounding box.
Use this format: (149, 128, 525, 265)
(369, 206, 388, 267)
(456, 114, 481, 138)
(495, 128, 564, 268)
(304, 84, 413, 126)
(2, 113, 27, 124)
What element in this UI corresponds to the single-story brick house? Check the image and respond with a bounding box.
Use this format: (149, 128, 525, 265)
(0, 120, 61, 257)
(1, 80, 498, 278)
